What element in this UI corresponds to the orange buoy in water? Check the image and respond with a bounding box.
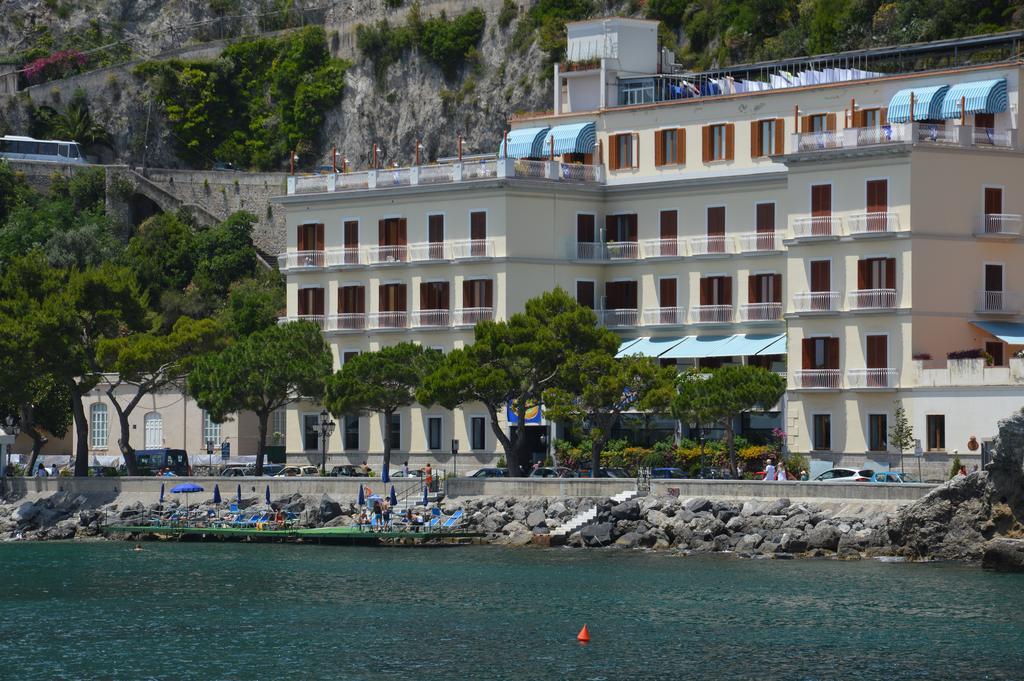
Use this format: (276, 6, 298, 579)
(577, 624, 590, 643)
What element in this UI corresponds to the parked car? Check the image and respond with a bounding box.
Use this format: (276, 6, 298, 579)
(576, 467, 629, 478)
(87, 465, 119, 477)
(275, 465, 320, 477)
(134, 448, 191, 476)
(650, 467, 687, 479)
(257, 464, 285, 477)
(694, 467, 734, 480)
(212, 161, 237, 171)
(329, 465, 365, 477)
(467, 467, 507, 478)
(814, 467, 874, 482)
(390, 469, 423, 478)
(871, 471, 915, 483)
(529, 466, 577, 478)
(220, 465, 252, 477)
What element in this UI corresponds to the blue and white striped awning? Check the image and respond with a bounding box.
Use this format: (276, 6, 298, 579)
(498, 126, 549, 158)
(887, 85, 949, 122)
(616, 337, 688, 358)
(547, 121, 597, 156)
(940, 78, 1008, 119)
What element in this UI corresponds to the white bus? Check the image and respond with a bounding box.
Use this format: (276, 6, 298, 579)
(0, 135, 87, 163)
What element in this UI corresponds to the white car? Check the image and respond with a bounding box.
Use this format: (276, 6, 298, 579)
(814, 467, 874, 482)
(274, 465, 320, 477)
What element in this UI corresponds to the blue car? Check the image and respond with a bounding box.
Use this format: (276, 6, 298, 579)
(871, 471, 915, 483)
(651, 467, 688, 479)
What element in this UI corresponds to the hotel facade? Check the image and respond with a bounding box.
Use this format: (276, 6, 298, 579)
(275, 20, 1024, 478)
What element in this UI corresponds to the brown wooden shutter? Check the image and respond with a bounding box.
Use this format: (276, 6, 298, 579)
(314, 223, 324, 250)
(577, 214, 595, 242)
(772, 274, 782, 303)
(660, 210, 677, 240)
(344, 221, 359, 247)
(398, 284, 407, 311)
(357, 287, 365, 314)
(750, 121, 761, 158)
(462, 280, 473, 308)
(701, 126, 711, 163)
(338, 287, 346, 314)
(397, 219, 407, 246)
(576, 281, 594, 309)
(626, 214, 638, 242)
(810, 260, 830, 292)
(378, 219, 386, 245)
(660, 278, 676, 308)
(811, 185, 831, 216)
(826, 113, 837, 131)
(802, 338, 814, 369)
(885, 258, 896, 289)
(747, 275, 758, 304)
(851, 110, 863, 128)
(707, 207, 725, 236)
(800, 115, 812, 133)
(756, 203, 775, 233)
(774, 119, 785, 154)
(985, 187, 1002, 214)
(654, 130, 664, 167)
(699, 278, 711, 305)
(722, 276, 732, 304)
(297, 225, 307, 251)
(297, 289, 308, 316)
(879, 107, 888, 125)
(608, 135, 619, 170)
(483, 280, 493, 308)
(676, 128, 685, 164)
(826, 337, 840, 369)
(867, 180, 888, 213)
(725, 124, 735, 160)
(866, 335, 886, 369)
(605, 215, 616, 242)
(471, 211, 486, 240)
(857, 260, 868, 290)
(419, 282, 429, 310)
(428, 215, 444, 242)
(312, 287, 325, 315)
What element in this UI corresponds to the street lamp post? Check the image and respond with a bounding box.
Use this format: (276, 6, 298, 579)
(2, 416, 20, 490)
(206, 438, 214, 472)
(314, 409, 336, 477)
(451, 439, 459, 478)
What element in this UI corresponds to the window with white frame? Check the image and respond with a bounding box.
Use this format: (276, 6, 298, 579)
(272, 408, 287, 443)
(90, 403, 108, 448)
(203, 411, 221, 446)
(144, 411, 163, 449)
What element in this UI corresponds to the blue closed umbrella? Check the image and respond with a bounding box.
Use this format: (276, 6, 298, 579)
(422, 484, 428, 506)
(265, 485, 271, 504)
(357, 484, 365, 507)
(236, 484, 242, 503)
(381, 462, 390, 483)
(159, 483, 164, 504)
(389, 485, 397, 506)
(213, 484, 222, 504)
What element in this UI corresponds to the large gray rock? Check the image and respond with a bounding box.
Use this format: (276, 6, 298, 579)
(580, 522, 614, 547)
(765, 498, 791, 516)
(610, 499, 641, 521)
(982, 538, 1024, 572)
(614, 531, 643, 548)
(12, 502, 39, 524)
(526, 509, 546, 529)
(645, 509, 671, 529)
(778, 531, 808, 553)
(735, 533, 763, 552)
(741, 500, 767, 517)
(806, 524, 841, 551)
(725, 516, 747, 533)
(318, 496, 342, 522)
(691, 516, 727, 541)
(684, 498, 713, 513)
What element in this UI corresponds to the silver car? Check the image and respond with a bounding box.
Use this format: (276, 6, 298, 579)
(814, 467, 874, 482)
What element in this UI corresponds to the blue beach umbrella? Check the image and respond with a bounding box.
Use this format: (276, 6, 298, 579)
(213, 484, 222, 504)
(389, 485, 397, 506)
(357, 484, 365, 507)
(265, 485, 271, 504)
(381, 462, 390, 483)
(159, 482, 164, 504)
(236, 484, 242, 503)
(171, 483, 204, 517)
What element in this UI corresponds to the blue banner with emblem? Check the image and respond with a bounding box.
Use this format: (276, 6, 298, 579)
(506, 402, 542, 425)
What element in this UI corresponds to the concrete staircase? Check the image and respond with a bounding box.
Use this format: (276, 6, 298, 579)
(550, 489, 638, 538)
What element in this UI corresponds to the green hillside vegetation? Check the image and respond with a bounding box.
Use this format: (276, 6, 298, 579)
(135, 26, 348, 171)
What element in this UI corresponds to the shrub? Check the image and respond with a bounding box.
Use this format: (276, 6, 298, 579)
(498, 0, 519, 28)
(949, 455, 963, 480)
(23, 50, 86, 85)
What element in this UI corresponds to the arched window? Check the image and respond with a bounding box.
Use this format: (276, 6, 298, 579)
(90, 403, 108, 448)
(144, 412, 163, 449)
(203, 411, 221, 446)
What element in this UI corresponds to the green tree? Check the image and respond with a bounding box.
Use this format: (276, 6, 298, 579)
(122, 212, 196, 304)
(672, 365, 786, 476)
(41, 89, 112, 155)
(889, 400, 915, 475)
(544, 353, 676, 475)
(325, 342, 442, 472)
(219, 269, 286, 337)
(188, 321, 332, 475)
(190, 211, 258, 298)
(419, 288, 616, 475)
(0, 160, 29, 224)
(97, 316, 225, 474)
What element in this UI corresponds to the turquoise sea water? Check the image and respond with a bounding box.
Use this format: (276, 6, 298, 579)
(0, 541, 1022, 680)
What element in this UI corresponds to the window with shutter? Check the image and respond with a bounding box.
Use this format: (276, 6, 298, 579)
(576, 281, 595, 309)
(707, 207, 725, 253)
(428, 214, 444, 259)
(659, 210, 678, 256)
(813, 414, 831, 450)
(773, 119, 785, 154)
(675, 128, 686, 165)
(984, 187, 1003, 215)
(470, 211, 487, 256)
(659, 278, 677, 307)
(725, 123, 735, 160)
(811, 184, 832, 217)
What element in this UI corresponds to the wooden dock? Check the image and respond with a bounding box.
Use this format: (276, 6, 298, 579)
(104, 524, 484, 545)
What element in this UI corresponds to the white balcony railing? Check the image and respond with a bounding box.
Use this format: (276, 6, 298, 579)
(691, 305, 733, 324)
(735, 232, 783, 252)
(368, 311, 408, 329)
(411, 309, 450, 327)
(847, 368, 897, 389)
(278, 250, 324, 270)
(367, 245, 409, 264)
(379, 167, 412, 187)
(641, 307, 685, 326)
(792, 369, 842, 389)
(514, 159, 547, 178)
(418, 164, 455, 184)
(293, 175, 329, 194)
(916, 123, 958, 144)
(600, 308, 640, 328)
(324, 248, 363, 267)
(972, 127, 1014, 148)
(336, 171, 370, 189)
(575, 242, 606, 260)
(792, 216, 842, 238)
(454, 307, 494, 325)
(606, 241, 639, 260)
(640, 238, 684, 258)
(462, 159, 497, 179)
(560, 163, 601, 182)
(795, 131, 844, 151)
(979, 213, 1023, 236)
(847, 212, 900, 234)
(279, 314, 326, 329)
(855, 124, 909, 146)
(689, 235, 732, 256)
(326, 313, 366, 331)
(739, 302, 782, 322)
(977, 290, 1021, 314)
(849, 288, 897, 310)
(450, 238, 495, 259)
(792, 291, 840, 313)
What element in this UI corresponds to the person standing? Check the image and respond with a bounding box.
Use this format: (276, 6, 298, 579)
(776, 464, 788, 481)
(424, 462, 433, 489)
(402, 460, 409, 478)
(50, 463, 58, 477)
(763, 459, 776, 481)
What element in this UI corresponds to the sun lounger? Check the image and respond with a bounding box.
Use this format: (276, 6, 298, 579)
(441, 509, 464, 528)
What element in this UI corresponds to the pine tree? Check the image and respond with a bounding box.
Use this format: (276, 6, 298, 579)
(889, 400, 915, 475)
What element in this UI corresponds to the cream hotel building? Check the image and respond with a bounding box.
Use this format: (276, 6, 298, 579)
(276, 19, 1024, 477)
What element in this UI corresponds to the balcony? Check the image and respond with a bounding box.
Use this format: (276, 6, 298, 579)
(794, 131, 844, 151)
(411, 309, 450, 327)
(606, 241, 639, 260)
(847, 368, 897, 389)
(324, 248, 363, 267)
(278, 250, 325, 270)
(976, 213, 1022, 239)
(735, 232, 784, 253)
(640, 238, 684, 258)
(368, 311, 408, 329)
(792, 291, 840, 313)
(972, 126, 1015, 148)
(915, 123, 959, 144)
(641, 307, 685, 326)
(575, 242, 605, 261)
(278, 314, 326, 329)
(977, 291, 1021, 315)
(325, 313, 366, 332)
(848, 288, 897, 310)
(853, 124, 910, 146)
(690, 305, 733, 324)
(408, 238, 497, 260)
(287, 157, 604, 196)
(454, 307, 494, 326)
(689, 235, 732, 256)
(787, 123, 1017, 155)
(600, 308, 640, 328)
(847, 212, 901, 235)
(792, 369, 842, 389)
(367, 245, 408, 264)
(792, 216, 842, 239)
(739, 302, 782, 322)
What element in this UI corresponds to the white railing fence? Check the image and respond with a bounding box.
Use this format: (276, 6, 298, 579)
(847, 212, 900, 234)
(641, 307, 685, 325)
(691, 305, 733, 323)
(740, 302, 782, 321)
(848, 288, 897, 309)
(847, 368, 897, 389)
(793, 369, 842, 389)
(792, 291, 840, 312)
(792, 216, 842, 238)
